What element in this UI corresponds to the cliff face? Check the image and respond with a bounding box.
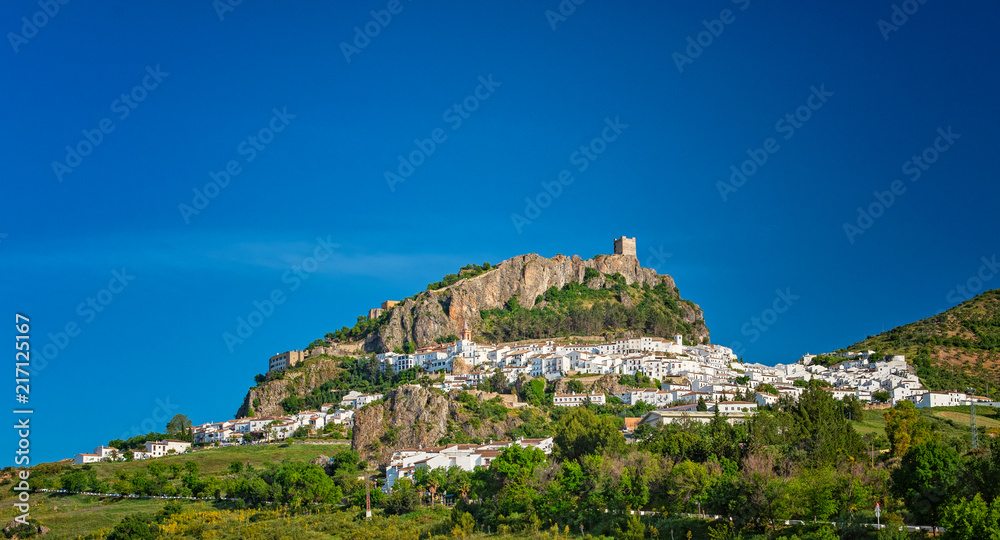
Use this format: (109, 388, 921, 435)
(235, 357, 342, 418)
(351, 385, 527, 466)
(364, 253, 708, 352)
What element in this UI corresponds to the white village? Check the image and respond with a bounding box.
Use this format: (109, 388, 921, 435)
(73, 323, 996, 489)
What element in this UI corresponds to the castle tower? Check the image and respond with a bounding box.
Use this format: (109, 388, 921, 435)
(460, 322, 472, 342)
(613, 236, 637, 257)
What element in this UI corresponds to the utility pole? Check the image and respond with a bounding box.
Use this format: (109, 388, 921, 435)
(967, 387, 979, 450)
(365, 474, 372, 519)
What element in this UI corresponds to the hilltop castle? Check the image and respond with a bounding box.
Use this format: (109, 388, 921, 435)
(613, 236, 636, 257)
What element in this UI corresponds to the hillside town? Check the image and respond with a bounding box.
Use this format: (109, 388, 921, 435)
(273, 328, 996, 412)
(71, 330, 996, 466)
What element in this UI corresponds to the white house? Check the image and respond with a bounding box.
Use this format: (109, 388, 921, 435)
(716, 401, 758, 413)
(755, 392, 779, 407)
(74, 453, 101, 465)
(145, 441, 169, 458)
(93, 446, 119, 460)
(914, 391, 968, 408)
(161, 440, 192, 454)
(553, 392, 606, 407)
(384, 437, 553, 491)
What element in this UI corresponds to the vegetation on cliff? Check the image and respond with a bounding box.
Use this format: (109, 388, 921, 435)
(426, 262, 495, 291)
(478, 275, 705, 344)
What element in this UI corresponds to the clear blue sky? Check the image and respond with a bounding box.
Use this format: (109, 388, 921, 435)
(2, 1, 998, 465)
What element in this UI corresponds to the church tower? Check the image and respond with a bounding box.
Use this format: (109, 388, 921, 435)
(460, 322, 472, 342)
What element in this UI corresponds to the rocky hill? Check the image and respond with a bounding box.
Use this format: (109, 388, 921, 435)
(845, 289, 1000, 397)
(235, 357, 343, 418)
(351, 385, 543, 466)
(334, 252, 709, 352)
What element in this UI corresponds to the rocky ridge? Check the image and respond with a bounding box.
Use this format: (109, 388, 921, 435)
(364, 252, 709, 352)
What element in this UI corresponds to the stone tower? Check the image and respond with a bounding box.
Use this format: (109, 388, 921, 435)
(613, 236, 637, 257)
(460, 321, 472, 342)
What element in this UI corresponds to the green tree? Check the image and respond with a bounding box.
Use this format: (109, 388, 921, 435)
(450, 510, 476, 537)
(105, 514, 155, 540)
(697, 396, 708, 412)
(615, 513, 647, 540)
(384, 478, 419, 515)
(842, 395, 864, 421)
(481, 444, 547, 515)
(884, 400, 933, 457)
(872, 389, 891, 403)
(414, 467, 446, 507)
(669, 460, 711, 513)
(939, 494, 1000, 540)
(788, 386, 864, 465)
(165, 414, 193, 440)
(891, 440, 961, 524)
(553, 406, 626, 461)
(447, 467, 473, 502)
(795, 466, 839, 521)
(489, 370, 511, 393)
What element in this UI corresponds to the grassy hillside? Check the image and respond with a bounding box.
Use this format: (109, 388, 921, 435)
(846, 289, 1000, 398)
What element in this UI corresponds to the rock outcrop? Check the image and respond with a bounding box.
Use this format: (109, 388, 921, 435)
(364, 253, 708, 352)
(351, 385, 530, 466)
(235, 357, 342, 419)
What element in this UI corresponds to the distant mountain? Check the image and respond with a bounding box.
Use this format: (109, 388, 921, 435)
(326, 250, 710, 353)
(845, 289, 1000, 397)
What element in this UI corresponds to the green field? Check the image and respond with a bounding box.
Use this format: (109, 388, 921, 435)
(1, 443, 352, 539)
(0, 493, 215, 540)
(84, 442, 348, 479)
(849, 405, 1000, 442)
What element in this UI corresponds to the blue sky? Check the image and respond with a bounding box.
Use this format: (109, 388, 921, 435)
(3, 1, 998, 465)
